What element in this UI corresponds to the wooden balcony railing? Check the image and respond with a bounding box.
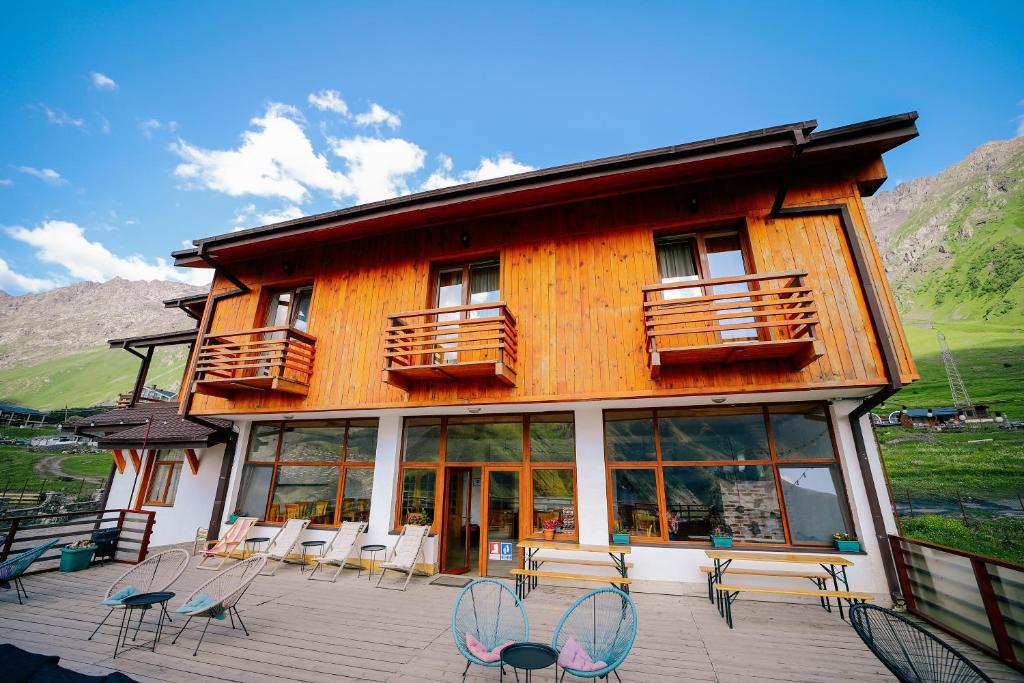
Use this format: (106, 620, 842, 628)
(643, 270, 823, 377)
(383, 302, 517, 389)
(191, 326, 316, 398)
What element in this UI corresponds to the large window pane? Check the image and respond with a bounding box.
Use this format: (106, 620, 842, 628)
(404, 418, 441, 462)
(779, 466, 852, 542)
(770, 406, 835, 460)
(246, 424, 280, 461)
(269, 465, 338, 524)
(445, 416, 523, 462)
(346, 420, 378, 461)
(605, 411, 656, 461)
(236, 465, 272, 518)
(610, 469, 660, 537)
(487, 470, 519, 576)
(530, 413, 575, 462)
(658, 408, 769, 461)
(532, 469, 575, 533)
(400, 468, 436, 526)
(280, 422, 343, 462)
(340, 469, 373, 523)
(663, 465, 784, 543)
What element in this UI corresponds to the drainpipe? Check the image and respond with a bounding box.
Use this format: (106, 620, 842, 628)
(206, 430, 239, 543)
(770, 135, 904, 597)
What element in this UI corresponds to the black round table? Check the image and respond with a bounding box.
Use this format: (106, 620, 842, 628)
(115, 591, 175, 657)
(300, 540, 326, 573)
(359, 544, 387, 581)
(500, 642, 559, 682)
(245, 536, 271, 558)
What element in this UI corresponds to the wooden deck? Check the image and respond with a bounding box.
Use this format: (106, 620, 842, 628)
(1, 551, 1019, 683)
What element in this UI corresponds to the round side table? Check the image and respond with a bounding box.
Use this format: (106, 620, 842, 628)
(359, 544, 387, 581)
(300, 540, 326, 573)
(500, 642, 558, 682)
(245, 536, 271, 558)
(115, 591, 175, 657)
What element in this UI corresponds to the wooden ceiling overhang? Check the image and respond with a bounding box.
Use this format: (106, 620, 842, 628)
(173, 112, 918, 269)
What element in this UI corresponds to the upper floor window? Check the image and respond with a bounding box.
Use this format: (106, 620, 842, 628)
(264, 285, 313, 332)
(434, 259, 500, 314)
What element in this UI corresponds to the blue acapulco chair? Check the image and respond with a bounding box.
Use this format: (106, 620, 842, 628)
(0, 539, 60, 604)
(552, 588, 638, 683)
(452, 578, 529, 681)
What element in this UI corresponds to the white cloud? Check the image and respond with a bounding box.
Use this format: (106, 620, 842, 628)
(422, 153, 534, 191)
(139, 119, 162, 137)
(40, 104, 84, 127)
(99, 116, 111, 134)
(90, 71, 117, 90)
(0, 179, 12, 186)
(308, 89, 349, 116)
(173, 103, 350, 202)
(1015, 115, 1024, 138)
(327, 135, 425, 204)
(0, 257, 61, 293)
(232, 202, 305, 228)
(6, 220, 212, 286)
(17, 166, 67, 186)
(354, 103, 400, 129)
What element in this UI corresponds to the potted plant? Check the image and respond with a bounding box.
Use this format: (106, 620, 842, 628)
(59, 540, 97, 573)
(710, 527, 733, 548)
(611, 527, 630, 545)
(541, 518, 558, 541)
(406, 512, 430, 527)
(832, 532, 860, 552)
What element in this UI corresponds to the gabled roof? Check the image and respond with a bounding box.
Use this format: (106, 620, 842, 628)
(173, 112, 919, 267)
(72, 401, 231, 449)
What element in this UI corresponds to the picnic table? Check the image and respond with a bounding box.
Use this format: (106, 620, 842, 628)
(512, 540, 632, 599)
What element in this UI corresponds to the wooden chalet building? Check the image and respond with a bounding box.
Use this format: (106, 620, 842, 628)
(103, 113, 920, 595)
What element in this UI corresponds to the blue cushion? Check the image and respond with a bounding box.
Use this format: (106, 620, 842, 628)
(101, 585, 138, 606)
(175, 593, 225, 619)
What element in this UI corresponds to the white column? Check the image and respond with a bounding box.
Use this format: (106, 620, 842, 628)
(574, 405, 610, 545)
(220, 420, 250, 528)
(367, 414, 402, 546)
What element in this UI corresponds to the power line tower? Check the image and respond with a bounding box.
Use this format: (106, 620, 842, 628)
(937, 331, 975, 418)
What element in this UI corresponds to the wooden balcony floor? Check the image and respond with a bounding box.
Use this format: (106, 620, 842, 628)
(1, 551, 1019, 683)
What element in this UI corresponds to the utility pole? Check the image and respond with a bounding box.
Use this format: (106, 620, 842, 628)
(937, 331, 976, 419)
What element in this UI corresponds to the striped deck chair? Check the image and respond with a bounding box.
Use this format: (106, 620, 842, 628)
(307, 521, 367, 582)
(0, 539, 59, 604)
(376, 524, 430, 591)
(196, 517, 257, 570)
(259, 518, 310, 576)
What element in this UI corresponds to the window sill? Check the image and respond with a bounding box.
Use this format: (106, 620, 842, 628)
(142, 502, 174, 507)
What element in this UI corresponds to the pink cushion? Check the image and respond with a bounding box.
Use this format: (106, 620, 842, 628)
(465, 632, 514, 663)
(558, 636, 608, 672)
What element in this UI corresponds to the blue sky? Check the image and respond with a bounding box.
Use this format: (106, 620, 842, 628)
(1, 2, 1022, 293)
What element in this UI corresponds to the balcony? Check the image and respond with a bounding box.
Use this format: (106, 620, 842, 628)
(191, 326, 316, 398)
(383, 302, 517, 389)
(643, 270, 823, 377)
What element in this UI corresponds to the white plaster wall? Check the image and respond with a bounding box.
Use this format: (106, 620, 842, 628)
(573, 405, 610, 546)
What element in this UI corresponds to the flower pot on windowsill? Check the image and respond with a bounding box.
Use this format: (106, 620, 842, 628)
(611, 532, 630, 545)
(834, 539, 860, 553)
(710, 535, 733, 548)
(543, 529, 556, 541)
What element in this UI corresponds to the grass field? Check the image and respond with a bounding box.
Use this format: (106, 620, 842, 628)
(900, 515, 1024, 564)
(0, 426, 112, 500)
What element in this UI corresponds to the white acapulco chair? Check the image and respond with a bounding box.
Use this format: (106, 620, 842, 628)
(259, 517, 311, 576)
(88, 548, 190, 641)
(376, 524, 430, 591)
(172, 554, 267, 656)
(307, 521, 367, 582)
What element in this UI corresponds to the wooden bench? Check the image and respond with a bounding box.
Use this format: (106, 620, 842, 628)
(698, 565, 831, 603)
(713, 582, 872, 629)
(510, 568, 632, 599)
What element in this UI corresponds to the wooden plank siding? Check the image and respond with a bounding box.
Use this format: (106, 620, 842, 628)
(186, 167, 918, 416)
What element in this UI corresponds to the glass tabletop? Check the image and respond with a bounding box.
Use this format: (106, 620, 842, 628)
(501, 642, 558, 670)
(361, 544, 387, 551)
(122, 591, 175, 607)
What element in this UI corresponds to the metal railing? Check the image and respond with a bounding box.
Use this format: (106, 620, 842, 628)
(890, 534, 1023, 672)
(0, 508, 155, 574)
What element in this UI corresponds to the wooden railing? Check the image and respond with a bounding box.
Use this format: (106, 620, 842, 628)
(383, 302, 517, 388)
(642, 270, 823, 376)
(890, 534, 1023, 672)
(0, 508, 155, 574)
(191, 325, 316, 398)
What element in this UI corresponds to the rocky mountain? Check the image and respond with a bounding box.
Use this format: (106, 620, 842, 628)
(864, 136, 1024, 324)
(0, 278, 203, 371)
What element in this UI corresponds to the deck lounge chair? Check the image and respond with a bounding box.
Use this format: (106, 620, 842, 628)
(552, 588, 638, 683)
(0, 539, 59, 604)
(196, 516, 257, 570)
(89, 548, 190, 640)
(376, 524, 429, 591)
(259, 517, 310, 575)
(307, 521, 367, 582)
(452, 578, 529, 681)
(172, 555, 266, 656)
